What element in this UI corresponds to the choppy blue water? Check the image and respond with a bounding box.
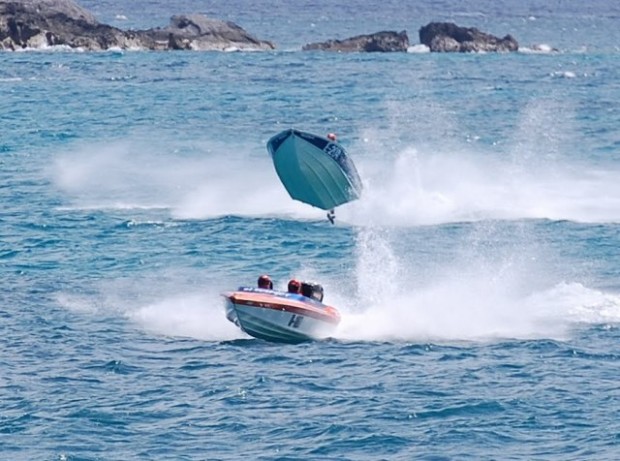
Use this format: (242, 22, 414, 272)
(2, 1, 620, 459)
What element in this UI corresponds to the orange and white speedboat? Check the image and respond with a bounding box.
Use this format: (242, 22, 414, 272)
(222, 283, 341, 344)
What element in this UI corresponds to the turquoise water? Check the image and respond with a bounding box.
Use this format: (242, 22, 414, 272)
(2, 1, 620, 459)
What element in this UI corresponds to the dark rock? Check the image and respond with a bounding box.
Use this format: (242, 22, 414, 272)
(419, 22, 518, 52)
(303, 30, 409, 52)
(0, 0, 275, 51)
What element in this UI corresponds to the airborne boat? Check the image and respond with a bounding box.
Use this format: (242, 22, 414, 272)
(267, 128, 363, 221)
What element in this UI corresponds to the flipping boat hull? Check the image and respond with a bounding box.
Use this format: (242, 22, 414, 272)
(266, 129, 363, 211)
(223, 288, 341, 344)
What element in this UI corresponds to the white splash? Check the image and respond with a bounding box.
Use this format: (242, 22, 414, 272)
(331, 96, 620, 227)
(331, 228, 620, 343)
(57, 282, 245, 342)
(407, 44, 430, 53)
(520, 43, 558, 54)
(336, 280, 620, 343)
(336, 146, 620, 227)
(50, 137, 318, 221)
(128, 293, 242, 341)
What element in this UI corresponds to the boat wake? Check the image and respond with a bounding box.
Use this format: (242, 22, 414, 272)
(49, 137, 318, 221)
(330, 226, 620, 343)
(341, 146, 620, 227)
(335, 281, 620, 343)
(56, 269, 620, 345)
(50, 131, 620, 226)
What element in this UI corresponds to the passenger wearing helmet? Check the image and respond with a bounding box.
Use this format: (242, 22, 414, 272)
(257, 274, 273, 290)
(287, 279, 301, 294)
(301, 281, 324, 302)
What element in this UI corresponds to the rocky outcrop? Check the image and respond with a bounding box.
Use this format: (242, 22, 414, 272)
(140, 14, 275, 51)
(0, 0, 275, 51)
(419, 22, 518, 52)
(302, 30, 409, 52)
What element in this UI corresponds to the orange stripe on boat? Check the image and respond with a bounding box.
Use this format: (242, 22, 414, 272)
(228, 292, 341, 325)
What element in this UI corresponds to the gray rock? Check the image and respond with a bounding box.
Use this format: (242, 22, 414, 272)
(143, 14, 275, 51)
(419, 22, 518, 53)
(303, 30, 409, 52)
(0, 0, 275, 51)
(430, 35, 460, 53)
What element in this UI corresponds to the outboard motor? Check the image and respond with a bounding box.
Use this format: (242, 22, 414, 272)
(301, 281, 324, 302)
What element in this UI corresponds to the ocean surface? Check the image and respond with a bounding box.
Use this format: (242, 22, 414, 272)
(2, 0, 620, 459)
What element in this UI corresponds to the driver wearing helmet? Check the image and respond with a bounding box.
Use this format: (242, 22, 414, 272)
(257, 274, 273, 290)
